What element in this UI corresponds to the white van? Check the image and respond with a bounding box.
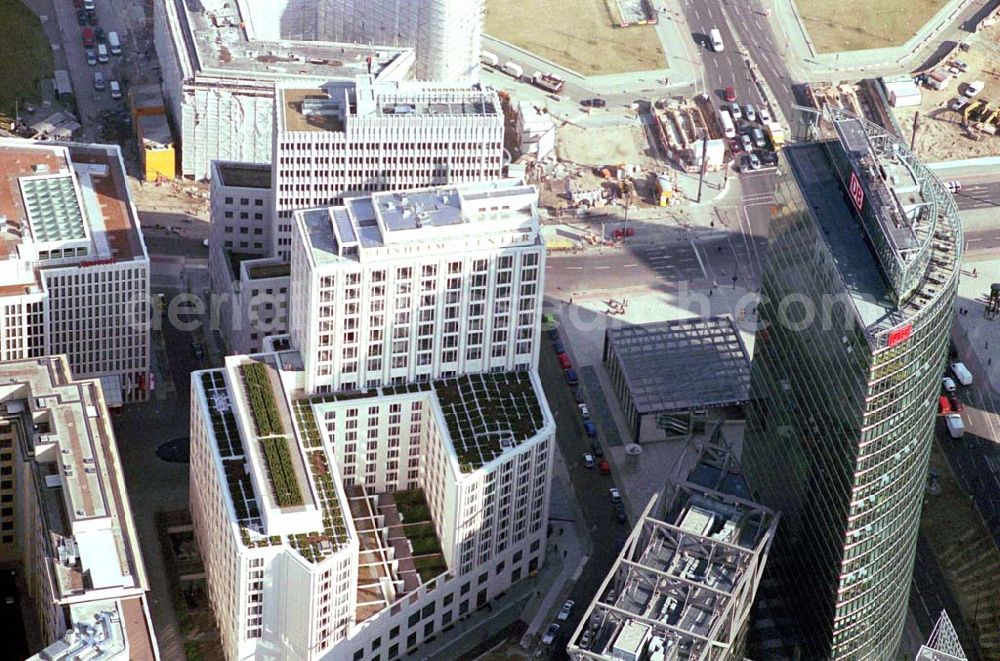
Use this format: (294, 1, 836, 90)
(109, 80, 122, 99)
(108, 31, 122, 56)
(719, 109, 736, 138)
(709, 28, 724, 52)
(97, 43, 109, 63)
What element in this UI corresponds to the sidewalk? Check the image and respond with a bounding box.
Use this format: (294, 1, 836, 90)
(752, 0, 995, 82)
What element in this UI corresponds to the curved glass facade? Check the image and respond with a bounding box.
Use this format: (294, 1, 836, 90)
(743, 114, 961, 659)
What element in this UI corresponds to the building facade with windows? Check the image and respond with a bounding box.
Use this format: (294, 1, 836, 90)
(242, 0, 484, 82)
(0, 356, 158, 660)
(0, 140, 150, 404)
(289, 180, 543, 394)
(189, 351, 554, 660)
(271, 76, 503, 260)
(742, 108, 962, 658)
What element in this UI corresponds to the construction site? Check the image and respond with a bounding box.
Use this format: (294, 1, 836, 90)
(651, 98, 727, 174)
(891, 11, 1000, 160)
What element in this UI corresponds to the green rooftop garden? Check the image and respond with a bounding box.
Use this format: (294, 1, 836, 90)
(433, 372, 545, 473)
(242, 362, 285, 437)
(289, 450, 350, 562)
(260, 437, 303, 507)
(247, 262, 292, 279)
(412, 555, 448, 584)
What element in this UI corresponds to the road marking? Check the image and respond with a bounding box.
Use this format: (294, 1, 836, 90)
(624, 263, 637, 268)
(594, 266, 611, 270)
(968, 238, 984, 243)
(567, 266, 583, 270)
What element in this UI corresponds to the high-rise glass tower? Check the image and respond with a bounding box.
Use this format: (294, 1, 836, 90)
(743, 107, 962, 658)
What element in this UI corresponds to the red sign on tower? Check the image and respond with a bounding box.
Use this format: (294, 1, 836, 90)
(887, 323, 913, 347)
(849, 171, 865, 212)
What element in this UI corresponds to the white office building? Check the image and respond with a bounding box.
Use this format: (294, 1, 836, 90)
(152, 0, 415, 180)
(289, 180, 543, 394)
(241, 0, 484, 82)
(189, 350, 554, 660)
(270, 76, 504, 260)
(0, 140, 150, 404)
(0, 357, 158, 661)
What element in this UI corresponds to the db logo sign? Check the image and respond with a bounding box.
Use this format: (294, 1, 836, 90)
(849, 171, 865, 211)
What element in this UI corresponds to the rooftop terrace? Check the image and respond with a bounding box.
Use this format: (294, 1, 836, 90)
(165, 0, 411, 82)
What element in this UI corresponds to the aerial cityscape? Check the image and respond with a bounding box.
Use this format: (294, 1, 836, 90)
(1, 0, 1000, 659)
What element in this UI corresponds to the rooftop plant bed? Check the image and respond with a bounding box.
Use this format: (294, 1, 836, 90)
(247, 262, 291, 279)
(394, 489, 431, 523)
(242, 362, 285, 438)
(293, 399, 323, 449)
(433, 372, 544, 472)
(412, 555, 448, 584)
(260, 437, 303, 507)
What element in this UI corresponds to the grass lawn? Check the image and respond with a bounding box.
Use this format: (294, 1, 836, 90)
(485, 0, 665, 76)
(794, 0, 949, 53)
(394, 489, 431, 523)
(412, 555, 448, 584)
(0, 0, 53, 119)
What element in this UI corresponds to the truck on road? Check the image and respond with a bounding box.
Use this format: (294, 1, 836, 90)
(951, 361, 973, 386)
(480, 51, 499, 68)
(531, 72, 565, 94)
(501, 62, 524, 79)
(764, 121, 785, 150)
(945, 414, 965, 439)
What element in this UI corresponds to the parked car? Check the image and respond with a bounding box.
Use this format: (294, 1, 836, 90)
(591, 442, 604, 457)
(82, 27, 95, 47)
(578, 402, 590, 418)
(748, 152, 761, 170)
(740, 134, 752, 152)
(723, 86, 736, 102)
(609, 488, 622, 503)
(591, 98, 606, 108)
(615, 503, 628, 523)
(572, 387, 585, 405)
(109, 80, 121, 99)
(738, 153, 752, 173)
(547, 328, 560, 342)
(949, 395, 964, 412)
(542, 623, 560, 645)
(730, 137, 743, 154)
(758, 106, 772, 123)
(729, 102, 742, 120)
(558, 353, 572, 370)
(938, 395, 952, 414)
(92, 71, 105, 91)
(190, 342, 205, 359)
(564, 368, 578, 385)
(557, 600, 575, 621)
(552, 340, 565, 354)
(751, 127, 767, 148)
(87, 10, 99, 25)
(952, 59, 969, 72)
(598, 458, 611, 475)
(85, 49, 97, 66)
(963, 80, 985, 97)
(942, 376, 957, 393)
(744, 104, 756, 122)
(76, 8, 88, 24)
(582, 453, 595, 469)
(760, 150, 779, 167)
(95, 26, 106, 42)
(950, 97, 970, 112)
(583, 420, 597, 438)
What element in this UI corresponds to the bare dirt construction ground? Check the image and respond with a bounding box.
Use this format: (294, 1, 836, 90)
(794, 0, 949, 52)
(485, 0, 665, 75)
(556, 123, 653, 168)
(893, 23, 1000, 161)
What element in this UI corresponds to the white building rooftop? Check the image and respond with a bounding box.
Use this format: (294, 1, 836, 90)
(163, 0, 413, 82)
(297, 180, 539, 266)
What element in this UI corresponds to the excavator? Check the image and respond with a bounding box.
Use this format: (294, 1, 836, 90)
(962, 99, 984, 124)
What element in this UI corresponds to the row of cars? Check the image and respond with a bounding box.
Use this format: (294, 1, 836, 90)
(940, 358, 973, 439)
(721, 87, 779, 173)
(78, 2, 125, 98)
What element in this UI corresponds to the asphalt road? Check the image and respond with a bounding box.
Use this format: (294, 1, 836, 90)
(531, 329, 631, 658)
(950, 174, 1000, 210)
(48, 0, 131, 141)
